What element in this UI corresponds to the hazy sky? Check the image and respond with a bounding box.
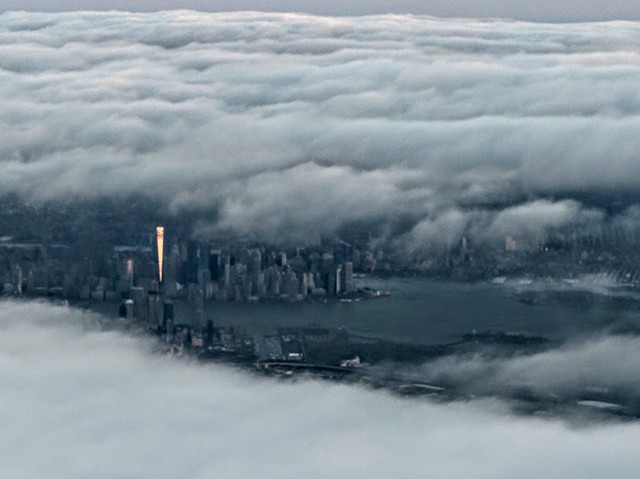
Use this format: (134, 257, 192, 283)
(3, 300, 640, 479)
(3, 0, 640, 22)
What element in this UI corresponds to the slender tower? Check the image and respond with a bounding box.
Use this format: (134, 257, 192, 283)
(156, 226, 164, 283)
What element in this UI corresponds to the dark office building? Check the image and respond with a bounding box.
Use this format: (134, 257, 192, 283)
(209, 251, 221, 281)
(163, 301, 174, 329)
(186, 241, 200, 284)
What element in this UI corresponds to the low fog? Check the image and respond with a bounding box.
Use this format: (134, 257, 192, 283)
(2, 300, 640, 479)
(416, 334, 640, 399)
(2, 11, 640, 245)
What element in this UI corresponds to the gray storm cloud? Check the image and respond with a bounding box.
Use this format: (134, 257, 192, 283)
(1, 11, 640, 244)
(3, 299, 640, 479)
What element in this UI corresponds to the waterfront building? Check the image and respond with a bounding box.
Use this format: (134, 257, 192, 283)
(344, 261, 355, 293)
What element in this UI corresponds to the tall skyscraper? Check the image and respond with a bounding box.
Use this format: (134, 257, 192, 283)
(156, 226, 164, 283)
(126, 259, 134, 287)
(148, 292, 162, 329)
(209, 249, 221, 281)
(186, 241, 200, 284)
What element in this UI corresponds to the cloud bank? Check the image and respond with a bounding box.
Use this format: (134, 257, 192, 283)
(3, 300, 640, 479)
(1, 11, 640, 244)
(416, 334, 640, 400)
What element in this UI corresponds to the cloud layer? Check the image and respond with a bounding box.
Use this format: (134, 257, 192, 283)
(1, 11, 640, 244)
(3, 300, 640, 478)
(413, 334, 640, 401)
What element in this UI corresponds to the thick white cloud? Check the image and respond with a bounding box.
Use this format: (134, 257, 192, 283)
(3, 299, 640, 479)
(1, 11, 640, 244)
(486, 200, 604, 240)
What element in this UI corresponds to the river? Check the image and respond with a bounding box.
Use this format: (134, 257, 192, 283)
(154, 276, 640, 344)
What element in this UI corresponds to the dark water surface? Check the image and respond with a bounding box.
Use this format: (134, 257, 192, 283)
(172, 277, 640, 344)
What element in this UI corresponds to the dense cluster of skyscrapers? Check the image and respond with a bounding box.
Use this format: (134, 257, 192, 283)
(156, 227, 359, 302)
(0, 224, 385, 328)
(5, 189, 640, 320)
(110, 227, 367, 330)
